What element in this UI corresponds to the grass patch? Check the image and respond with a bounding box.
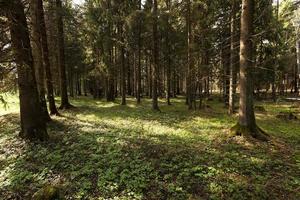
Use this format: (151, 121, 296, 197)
(0, 96, 299, 199)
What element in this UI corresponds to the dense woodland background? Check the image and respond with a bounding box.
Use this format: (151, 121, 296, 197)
(0, 0, 300, 199)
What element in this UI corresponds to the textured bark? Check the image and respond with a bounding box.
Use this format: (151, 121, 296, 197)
(8, 0, 48, 141)
(37, 0, 59, 115)
(228, 0, 239, 114)
(152, 0, 160, 111)
(106, 47, 115, 102)
(147, 52, 153, 98)
(233, 0, 267, 140)
(121, 49, 126, 105)
(30, 0, 51, 121)
(166, 0, 171, 105)
(222, 44, 230, 107)
(238, 0, 255, 127)
(296, 40, 300, 94)
(187, 0, 195, 110)
(136, 0, 142, 104)
(56, 0, 72, 109)
(120, 24, 126, 105)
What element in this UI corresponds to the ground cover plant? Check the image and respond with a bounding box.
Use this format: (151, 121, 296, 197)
(0, 96, 299, 199)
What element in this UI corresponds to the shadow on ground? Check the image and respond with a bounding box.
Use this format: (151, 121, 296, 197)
(0, 97, 299, 199)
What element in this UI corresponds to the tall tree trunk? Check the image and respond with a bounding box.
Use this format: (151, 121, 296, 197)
(222, 44, 230, 107)
(152, 0, 160, 111)
(127, 51, 132, 96)
(296, 40, 300, 95)
(187, 0, 195, 110)
(147, 52, 153, 98)
(231, 0, 267, 140)
(121, 49, 126, 105)
(37, 0, 59, 115)
(272, 0, 280, 101)
(136, 0, 142, 104)
(166, 0, 171, 105)
(7, 0, 48, 141)
(228, 0, 239, 114)
(30, 0, 51, 122)
(119, 24, 126, 105)
(56, 0, 72, 109)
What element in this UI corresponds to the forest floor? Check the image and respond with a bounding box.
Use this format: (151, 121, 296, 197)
(0, 95, 299, 200)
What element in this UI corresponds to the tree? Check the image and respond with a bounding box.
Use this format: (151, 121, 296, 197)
(228, 0, 239, 114)
(56, 0, 73, 109)
(165, 0, 172, 105)
(231, 0, 267, 140)
(118, 11, 126, 105)
(30, 0, 51, 121)
(5, 0, 48, 141)
(136, 0, 142, 104)
(37, 0, 60, 115)
(297, 40, 300, 93)
(186, 0, 195, 110)
(152, 0, 160, 111)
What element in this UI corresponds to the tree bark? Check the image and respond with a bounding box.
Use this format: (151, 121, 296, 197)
(56, 0, 73, 109)
(166, 0, 171, 105)
(136, 0, 142, 104)
(187, 0, 195, 110)
(119, 24, 126, 105)
(231, 0, 267, 140)
(7, 0, 48, 141)
(228, 0, 239, 114)
(30, 0, 51, 122)
(296, 40, 300, 95)
(37, 0, 60, 115)
(152, 0, 160, 111)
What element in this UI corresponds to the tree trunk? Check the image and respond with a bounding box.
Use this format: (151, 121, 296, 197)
(56, 0, 73, 109)
(119, 24, 126, 105)
(187, 0, 195, 110)
(152, 0, 160, 111)
(166, 0, 171, 105)
(228, 0, 239, 114)
(231, 0, 267, 141)
(37, 0, 59, 115)
(136, 0, 142, 104)
(30, 0, 51, 122)
(7, 0, 48, 141)
(296, 40, 300, 95)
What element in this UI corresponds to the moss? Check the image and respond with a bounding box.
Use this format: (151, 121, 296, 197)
(230, 123, 269, 141)
(32, 185, 62, 200)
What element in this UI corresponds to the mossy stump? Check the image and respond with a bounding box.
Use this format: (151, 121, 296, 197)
(32, 185, 62, 200)
(230, 123, 269, 141)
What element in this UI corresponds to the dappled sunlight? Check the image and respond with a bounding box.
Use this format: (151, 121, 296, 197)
(0, 97, 299, 199)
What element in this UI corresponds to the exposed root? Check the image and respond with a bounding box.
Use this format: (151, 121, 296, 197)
(19, 126, 49, 142)
(230, 123, 269, 142)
